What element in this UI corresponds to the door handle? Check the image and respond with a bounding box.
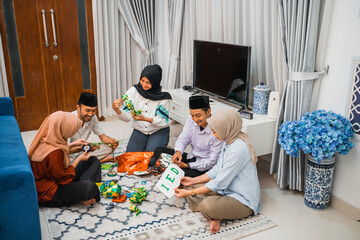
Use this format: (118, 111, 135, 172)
(41, 9, 49, 47)
(50, 9, 57, 46)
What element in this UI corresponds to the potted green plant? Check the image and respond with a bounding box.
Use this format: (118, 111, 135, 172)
(278, 110, 354, 209)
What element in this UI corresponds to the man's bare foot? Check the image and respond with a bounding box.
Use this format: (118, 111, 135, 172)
(209, 219, 221, 234)
(100, 155, 116, 163)
(80, 198, 96, 206)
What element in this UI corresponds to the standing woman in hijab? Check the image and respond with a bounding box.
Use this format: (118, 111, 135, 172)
(174, 109, 261, 234)
(112, 64, 172, 152)
(29, 111, 101, 207)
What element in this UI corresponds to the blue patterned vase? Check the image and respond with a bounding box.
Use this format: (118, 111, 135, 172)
(253, 82, 270, 114)
(304, 154, 335, 210)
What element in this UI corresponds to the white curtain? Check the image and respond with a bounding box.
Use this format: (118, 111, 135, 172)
(179, 0, 287, 104)
(270, 0, 325, 191)
(167, 0, 185, 89)
(115, 0, 158, 66)
(0, 33, 9, 97)
(92, 0, 142, 117)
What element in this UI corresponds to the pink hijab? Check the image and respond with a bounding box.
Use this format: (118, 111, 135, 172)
(207, 108, 258, 165)
(28, 111, 82, 168)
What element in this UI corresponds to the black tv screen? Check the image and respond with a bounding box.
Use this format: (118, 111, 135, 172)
(193, 40, 251, 108)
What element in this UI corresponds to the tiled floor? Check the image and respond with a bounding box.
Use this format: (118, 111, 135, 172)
(21, 118, 360, 240)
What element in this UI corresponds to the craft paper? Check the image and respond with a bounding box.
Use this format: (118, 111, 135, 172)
(155, 163, 184, 198)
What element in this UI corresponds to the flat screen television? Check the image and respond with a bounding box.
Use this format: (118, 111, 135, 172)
(193, 40, 251, 108)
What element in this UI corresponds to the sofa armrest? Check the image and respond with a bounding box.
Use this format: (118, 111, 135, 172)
(0, 97, 15, 116)
(0, 104, 41, 240)
(0, 166, 41, 240)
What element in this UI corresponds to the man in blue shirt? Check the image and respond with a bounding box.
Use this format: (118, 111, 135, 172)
(149, 96, 223, 177)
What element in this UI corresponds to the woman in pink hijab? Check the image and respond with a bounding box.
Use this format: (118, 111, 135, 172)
(29, 111, 101, 207)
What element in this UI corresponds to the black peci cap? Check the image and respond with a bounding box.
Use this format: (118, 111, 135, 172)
(189, 95, 210, 109)
(78, 92, 97, 107)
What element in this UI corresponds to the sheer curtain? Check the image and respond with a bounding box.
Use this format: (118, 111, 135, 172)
(0, 33, 9, 97)
(167, 0, 185, 89)
(115, 0, 157, 66)
(92, 0, 142, 117)
(270, 0, 325, 191)
(179, 0, 287, 103)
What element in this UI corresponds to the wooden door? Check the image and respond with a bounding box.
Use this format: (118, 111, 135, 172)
(0, 0, 97, 131)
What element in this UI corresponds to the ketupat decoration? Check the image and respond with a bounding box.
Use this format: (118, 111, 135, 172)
(130, 204, 141, 216)
(99, 180, 116, 192)
(122, 94, 134, 111)
(101, 163, 117, 170)
(132, 109, 143, 116)
(126, 100, 134, 110)
(103, 184, 121, 198)
(122, 94, 143, 116)
(92, 141, 120, 145)
(122, 94, 128, 101)
(99, 180, 121, 198)
(128, 187, 148, 216)
(92, 141, 121, 149)
(129, 187, 148, 203)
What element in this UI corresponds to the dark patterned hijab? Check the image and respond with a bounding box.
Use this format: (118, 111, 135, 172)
(134, 64, 172, 101)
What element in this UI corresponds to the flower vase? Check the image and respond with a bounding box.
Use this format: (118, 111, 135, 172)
(304, 154, 335, 209)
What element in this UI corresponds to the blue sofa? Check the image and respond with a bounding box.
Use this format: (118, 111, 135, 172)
(0, 97, 41, 240)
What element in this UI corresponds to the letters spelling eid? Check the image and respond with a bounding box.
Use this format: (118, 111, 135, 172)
(160, 167, 179, 191)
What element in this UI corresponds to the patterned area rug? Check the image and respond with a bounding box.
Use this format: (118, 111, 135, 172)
(44, 140, 277, 240)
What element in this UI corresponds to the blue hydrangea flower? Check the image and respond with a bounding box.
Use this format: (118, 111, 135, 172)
(278, 110, 354, 162)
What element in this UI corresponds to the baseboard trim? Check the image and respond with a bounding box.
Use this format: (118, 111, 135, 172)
(330, 194, 360, 221)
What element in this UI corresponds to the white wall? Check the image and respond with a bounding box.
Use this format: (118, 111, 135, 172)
(316, 0, 360, 209)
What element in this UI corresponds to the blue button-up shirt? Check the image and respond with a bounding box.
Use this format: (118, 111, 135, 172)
(206, 138, 261, 214)
(174, 116, 223, 172)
